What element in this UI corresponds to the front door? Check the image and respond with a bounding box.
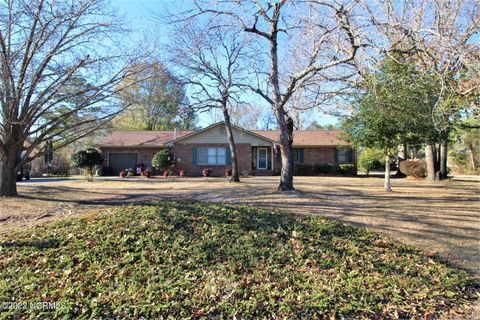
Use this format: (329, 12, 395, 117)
(257, 148, 267, 170)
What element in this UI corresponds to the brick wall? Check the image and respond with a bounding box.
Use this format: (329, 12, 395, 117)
(302, 147, 335, 165)
(172, 143, 253, 177)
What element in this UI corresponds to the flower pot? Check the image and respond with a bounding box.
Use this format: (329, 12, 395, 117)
(202, 169, 211, 177)
(179, 169, 186, 177)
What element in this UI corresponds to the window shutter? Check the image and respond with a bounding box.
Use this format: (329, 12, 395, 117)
(226, 147, 232, 165)
(192, 147, 197, 165)
(299, 149, 304, 163)
(347, 149, 353, 163)
(334, 148, 338, 163)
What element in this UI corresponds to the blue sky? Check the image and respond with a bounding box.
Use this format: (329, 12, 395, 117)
(112, 0, 340, 129)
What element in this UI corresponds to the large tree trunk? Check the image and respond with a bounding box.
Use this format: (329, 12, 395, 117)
(440, 137, 448, 179)
(425, 144, 436, 181)
(268, 26, 294, 191)
(222, 106, 240, 182)
(384, 152, 392, 192)
(0, 151, 21, 197)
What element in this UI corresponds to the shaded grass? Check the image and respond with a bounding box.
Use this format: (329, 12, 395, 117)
(0, 201, 478, 319)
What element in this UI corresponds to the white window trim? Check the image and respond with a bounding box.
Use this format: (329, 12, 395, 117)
(257, 147, 268, 170)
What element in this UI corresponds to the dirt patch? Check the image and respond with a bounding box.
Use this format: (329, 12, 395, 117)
(2, 175, 479, 281)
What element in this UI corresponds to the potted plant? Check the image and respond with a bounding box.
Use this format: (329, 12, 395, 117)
(71, 148, 103, 181)
(179, 169, 186, 177)
(141, 170, 151, 178)
(202, 168, 211, 177)
(152, 150, 175, 178)
(225, 168, 232, 177)
(119, 170, 126, 178)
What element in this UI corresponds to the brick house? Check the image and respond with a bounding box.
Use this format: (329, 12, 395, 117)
(97, 122, 356, 176)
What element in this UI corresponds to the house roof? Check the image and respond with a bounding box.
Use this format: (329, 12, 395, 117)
(165, 122, 277, 145)
(97, 126, 350, 148)
(97, 130, 193, 148)
(253, 130, 351, 146)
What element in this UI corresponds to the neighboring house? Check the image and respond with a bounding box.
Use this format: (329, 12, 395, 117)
(97, 122, 356, 176)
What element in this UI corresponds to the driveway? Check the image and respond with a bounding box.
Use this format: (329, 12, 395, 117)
(2, 175, 479, 278)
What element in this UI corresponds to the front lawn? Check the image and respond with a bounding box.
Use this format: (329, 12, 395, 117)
(0, 202, 477, 318)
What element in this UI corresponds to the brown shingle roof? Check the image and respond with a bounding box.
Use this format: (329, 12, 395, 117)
(253, 130, 351, 146)
(98, 128, 350, 148)
(97, 130, 193, 148)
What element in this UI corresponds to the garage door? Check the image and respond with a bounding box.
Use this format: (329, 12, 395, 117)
(109, 153, 137, 174)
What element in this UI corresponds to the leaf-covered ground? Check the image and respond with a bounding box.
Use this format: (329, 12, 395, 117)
(0, 202, 478, 319)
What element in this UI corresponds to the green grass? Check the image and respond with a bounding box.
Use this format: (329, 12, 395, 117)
(0, 202, 477, 319)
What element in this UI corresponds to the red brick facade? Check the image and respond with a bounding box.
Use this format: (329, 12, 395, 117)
(100, 145, 355, 176)
(172, 143, 253, 177)
(301, 147, 336, 165)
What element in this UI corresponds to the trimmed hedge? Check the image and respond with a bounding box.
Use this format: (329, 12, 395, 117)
(294, 163, 356, 176)
(294, 164, 314, 175)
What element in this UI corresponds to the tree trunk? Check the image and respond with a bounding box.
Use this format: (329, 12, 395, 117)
(222, 107, 240, 182)
(434, 144, 440, 174)
(466, 142, 476, 171)
(0, 152, 20, 197)
(425, 144, 436, 181)
(384, 152, 392, 192)
(396, 143, 407, 177)
(440, 138, 448, 179)
(268, 26, 294, 191)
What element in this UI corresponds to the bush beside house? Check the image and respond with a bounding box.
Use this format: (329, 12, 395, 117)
(152, 150, 175, 177)
(71, 149, 103, 181)
(294, 163, 356, 176)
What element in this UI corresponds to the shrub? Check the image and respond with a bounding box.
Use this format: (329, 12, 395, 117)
(399, 160, 426, 178)
(294, 164, 313, 176)
(46, 153, 71, 176)
(71, 148, 103, 181)
(338, 164, 356, 175)
(313, 164, 335, 174)
(152, 150, 174, 173)
(202, 169, 211, 177)
(358, 148, 384, 174)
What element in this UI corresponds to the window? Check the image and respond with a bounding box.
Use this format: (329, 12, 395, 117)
(335, 148, 353, 163)
(292, 148, 304, 163)
(197, 147, 228, 165)
(338, 149, 347, 163)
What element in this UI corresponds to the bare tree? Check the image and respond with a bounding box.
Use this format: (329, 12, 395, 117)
(0, 0, 149, 196)
(178, 0, 366, 191)
(170, 22, 248, 182)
